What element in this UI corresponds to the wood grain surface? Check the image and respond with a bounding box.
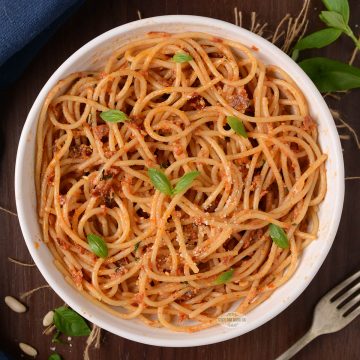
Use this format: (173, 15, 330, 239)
(0, 0, 359, 359)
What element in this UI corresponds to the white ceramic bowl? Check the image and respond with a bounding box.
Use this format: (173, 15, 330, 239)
(15, 15, 344, 347)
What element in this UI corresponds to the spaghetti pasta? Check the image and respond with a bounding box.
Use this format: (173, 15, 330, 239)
(36, 32, 327, 332)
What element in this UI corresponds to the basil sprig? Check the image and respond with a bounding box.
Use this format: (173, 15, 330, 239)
(291, 0, 360, 92)
(87, 233, 108, 258)
(48, 353, 62, 360)
(226, 116, 248, 138)
(292, 28, 342, 60)
(53, 307, 91, 337)
(214, 268, 234, 285)
(269, 224, 289, 249)
(172, 53, 193, 63)
(299, 58, 360, 92)
(148, 168, 200, 196)
(100, 110, 128, 123)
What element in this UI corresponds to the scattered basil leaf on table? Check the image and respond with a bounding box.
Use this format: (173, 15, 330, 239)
(87, 233, 108, 258)
(48, 353, 62, 360)
(269, 224, 289, 249)
(299, 57, 360, 92)
(148, 168, 173, 196)
(214, 268, 234, 285)
(100, 110, 128, 123)
(173, 171, 201, 195)
(226, 116, 248, 138)
(172, 53, 193, 63)
(291, 28, 342, 61)
(53, 306, 91, 337)
(322, 0, 350, 23)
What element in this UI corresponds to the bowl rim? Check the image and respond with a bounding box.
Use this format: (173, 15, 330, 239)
(15, 15, 345, 347)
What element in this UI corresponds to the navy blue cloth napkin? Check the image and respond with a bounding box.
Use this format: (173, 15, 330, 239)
(0, 0, 83, 88)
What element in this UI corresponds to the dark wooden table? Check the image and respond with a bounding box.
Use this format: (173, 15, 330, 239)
(1, 0, 359, 359)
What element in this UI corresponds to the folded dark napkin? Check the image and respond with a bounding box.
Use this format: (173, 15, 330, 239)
(0, 0, 83, 88)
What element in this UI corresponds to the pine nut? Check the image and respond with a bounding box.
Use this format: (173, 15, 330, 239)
(4, 296, 27, 313)
(43, 310, 54, 326)
(19, 342, 37, 357)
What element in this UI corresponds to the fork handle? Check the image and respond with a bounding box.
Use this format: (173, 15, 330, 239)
(275, 330, 318, 360)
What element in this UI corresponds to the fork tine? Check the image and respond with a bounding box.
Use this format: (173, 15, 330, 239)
(334, 281, 360, 306)
(340, 292, 360, 314)
(323, 270, 360, 301)
(343, 303, 360, 324)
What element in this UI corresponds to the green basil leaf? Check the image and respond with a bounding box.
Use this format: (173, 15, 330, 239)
(319, 11, 347, 31)
(148, 168, 173, 196)
(87, 233, 108, 258)
(173, 171, 200, 195)
(100, 110, 128, 123)
(226, 116, 248, 138)
(134, 241, 140, 252)
(53, 307, 91, 337)
(269, 224, 289, 249)
(299, 57, 360, 92)
(322, 0, 349, 23)
(214, 268, 234, 285)
(48, 353, 62, 360)
(293, 28, 342, 53)
(172, 53, 193, 63)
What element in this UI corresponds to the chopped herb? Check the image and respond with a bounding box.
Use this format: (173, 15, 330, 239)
(100, 169, 113, 181)
(87, 233, 108, 258)
(172, 53, 193, 63)
(134, 242, 140, 252)
(160, 161, 170, 169)
(214, 268, 234, 285)
(100, 110, 128, 123)
(226, 116, 248, 138)
(53, 306, 91, 337)
(269, 223, 289, 249)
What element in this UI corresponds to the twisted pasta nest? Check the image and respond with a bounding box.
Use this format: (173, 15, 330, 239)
(36, 32, 327, 332)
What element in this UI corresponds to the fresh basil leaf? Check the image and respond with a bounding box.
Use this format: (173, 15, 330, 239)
(322, 0, 349, 23)
(269, 224, 289, 249)
(172, 53, 193, 63)
(319, 11, 348, 31)
(134, 241, 140, 252)
(53, 307, 91, 337)
(226, 116, 248, 138)
(299, 57, 360, 92)
(173, 171, 200, 195)
(214, 268, 234, 285)
(87, 233, 108, 258)
(100, 110, 128, 123)
(48, 353, 62, 360)
(292, 28, 342, 60)
(148, 168, 173, 196)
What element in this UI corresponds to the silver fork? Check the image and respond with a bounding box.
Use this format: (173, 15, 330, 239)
(276, 270, 360, 360)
